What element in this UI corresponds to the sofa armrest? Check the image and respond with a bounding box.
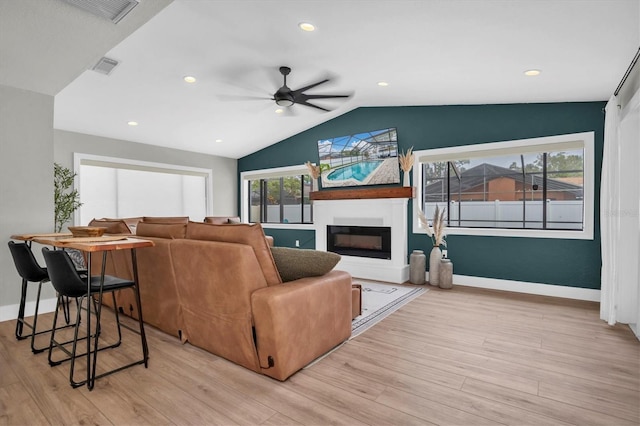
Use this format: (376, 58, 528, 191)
(251, 270, 352, 381)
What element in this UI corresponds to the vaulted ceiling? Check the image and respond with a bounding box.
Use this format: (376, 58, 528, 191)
(2, 0, 639, 159)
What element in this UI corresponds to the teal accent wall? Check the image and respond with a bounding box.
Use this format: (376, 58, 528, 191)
(262, 228, 315, 250)
(239, 102, 605, 289)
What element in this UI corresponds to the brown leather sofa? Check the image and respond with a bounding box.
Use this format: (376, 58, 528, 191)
(88, 219, 352, 381)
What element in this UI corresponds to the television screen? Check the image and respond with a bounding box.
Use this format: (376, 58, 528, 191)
(317, 127, 400, 188)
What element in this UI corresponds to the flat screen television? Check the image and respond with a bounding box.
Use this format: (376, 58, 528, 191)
(317, 127, 400, 188)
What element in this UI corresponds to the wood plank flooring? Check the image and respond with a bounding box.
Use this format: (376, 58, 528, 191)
(1, 284, 638, 425)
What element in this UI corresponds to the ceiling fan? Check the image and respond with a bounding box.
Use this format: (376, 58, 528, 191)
(271, 66, 351, 112)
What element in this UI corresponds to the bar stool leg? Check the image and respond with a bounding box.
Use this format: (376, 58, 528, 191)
(131, 249, 149, 366)
(69, 296, 87, 388)
(29, 281, 44, 353)
(15, 278, 28, 340)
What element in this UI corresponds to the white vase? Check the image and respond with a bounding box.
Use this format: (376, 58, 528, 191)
(403, 171, 411, 187)
(429, 246, 442, 286)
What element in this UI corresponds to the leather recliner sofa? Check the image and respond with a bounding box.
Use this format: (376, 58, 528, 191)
(88, 219, 353, 381)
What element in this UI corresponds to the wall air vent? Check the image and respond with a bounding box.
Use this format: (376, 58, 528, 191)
(62, 0, 139, 24)
(92, 57, 119, 75)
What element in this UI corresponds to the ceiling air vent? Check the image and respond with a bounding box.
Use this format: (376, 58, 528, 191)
(62, 0, 139, 24)
(92, 57, 119, 75)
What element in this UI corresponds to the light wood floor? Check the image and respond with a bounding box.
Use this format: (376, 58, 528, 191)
(1, 285, 638, 425)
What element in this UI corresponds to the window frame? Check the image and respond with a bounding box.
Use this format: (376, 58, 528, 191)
(412, 132, 595, 240)
(241, 164, 315, 230)
(73, 153, 213, 224)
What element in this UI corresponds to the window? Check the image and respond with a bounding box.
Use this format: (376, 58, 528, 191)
(413, 132, 594, 239)
(241, 165, 313, 228)
(74, 154, 212, 225)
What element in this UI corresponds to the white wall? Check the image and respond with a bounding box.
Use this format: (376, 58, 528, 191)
(54, 130, 238, 222)
(0, 84, 55, 317)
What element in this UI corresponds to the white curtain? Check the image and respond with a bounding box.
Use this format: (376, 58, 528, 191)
(600, 90, 640, 338)
(600, 96, 620, 326)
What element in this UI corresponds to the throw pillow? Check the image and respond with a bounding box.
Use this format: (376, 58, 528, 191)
(270, 247, 341, 282)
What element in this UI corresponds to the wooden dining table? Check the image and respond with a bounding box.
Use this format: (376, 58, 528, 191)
(10, 232, 154, 389)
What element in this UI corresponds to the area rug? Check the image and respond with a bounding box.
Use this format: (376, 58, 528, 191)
(351, 281, 428, 338)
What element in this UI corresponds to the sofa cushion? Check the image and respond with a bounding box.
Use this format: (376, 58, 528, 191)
(186, 221, 282, 286)
(136, 222, 187, 239)
(204, 216, 241, 224)
(103, 217, 143, 233)
(143, 216, 189, 224)
(88, 218, 131, 234)
(269, 247, 341, 282)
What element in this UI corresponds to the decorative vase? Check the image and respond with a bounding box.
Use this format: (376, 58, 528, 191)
(310, 177, 320, 193)
(409, 250, 426, 284)
(429, 246, 442, 286)
(439, 258, 453, 289)
(403, 170, 411, 187)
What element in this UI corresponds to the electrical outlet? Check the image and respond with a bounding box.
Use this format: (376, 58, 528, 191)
(442, 249, 448, 258)
(295, 240, 300, 247)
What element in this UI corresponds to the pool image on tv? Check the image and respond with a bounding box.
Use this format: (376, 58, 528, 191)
(317, 128, 400, 188)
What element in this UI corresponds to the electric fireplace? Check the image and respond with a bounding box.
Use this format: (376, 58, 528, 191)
(327, 225, 391, 259)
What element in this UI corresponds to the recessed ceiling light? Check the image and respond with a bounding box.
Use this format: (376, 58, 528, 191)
(524, 69, 541, 76)
(377, 81, 389, 87)
(183, 75, 197, 83)
(127, 121, 138, 126)
(299, 22, 315, 32)
(275, 108, 284, 114)
(215, 139, 223, 143)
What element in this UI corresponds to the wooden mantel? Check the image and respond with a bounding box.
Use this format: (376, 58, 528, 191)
(310, 186, 415, 201)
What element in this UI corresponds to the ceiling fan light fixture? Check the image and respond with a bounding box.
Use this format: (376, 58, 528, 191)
(275, 99, 294, 107)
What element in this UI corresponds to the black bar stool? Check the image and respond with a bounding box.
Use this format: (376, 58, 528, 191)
(7, 241, 74, 353)
(42, 247, 148, 390)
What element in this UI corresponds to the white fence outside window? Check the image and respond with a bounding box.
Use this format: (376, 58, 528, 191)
(424, 200, 583, 230)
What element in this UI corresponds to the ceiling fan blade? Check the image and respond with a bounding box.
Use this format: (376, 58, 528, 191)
(302, 94, 351, 100)
(291, 79, 330, 96)
(217, 94, 271, 102)
(296, 100, 331, 112)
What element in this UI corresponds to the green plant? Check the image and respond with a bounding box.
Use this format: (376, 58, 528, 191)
(54, 163, 82, 232)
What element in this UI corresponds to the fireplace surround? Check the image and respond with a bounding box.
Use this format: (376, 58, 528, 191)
(314, 197, 409, 283)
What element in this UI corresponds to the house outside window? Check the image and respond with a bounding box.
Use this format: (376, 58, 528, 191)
(413, 132, 594, 240)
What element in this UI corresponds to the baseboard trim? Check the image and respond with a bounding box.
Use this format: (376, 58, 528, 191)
(442, 273, 601, 302)
(0, 298, 58, 323)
